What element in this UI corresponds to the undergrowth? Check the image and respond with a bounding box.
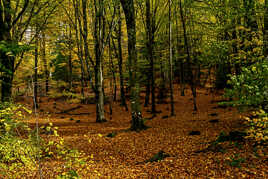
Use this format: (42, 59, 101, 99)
(0, 102, 88, 178)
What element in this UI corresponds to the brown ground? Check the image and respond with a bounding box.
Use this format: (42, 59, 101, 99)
(17, 87, 267, 178)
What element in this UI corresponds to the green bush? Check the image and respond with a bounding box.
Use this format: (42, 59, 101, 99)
(0, 103, 38, 177)
(243, 109, 268, 142)
(0, 103, 88, 177)
(222, 59, 268, 143)
(223, 59, 268, 111)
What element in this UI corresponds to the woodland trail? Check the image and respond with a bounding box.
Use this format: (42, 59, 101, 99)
(19, 87, 267, 178)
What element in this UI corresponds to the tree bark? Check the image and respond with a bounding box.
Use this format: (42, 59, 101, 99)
(94, 0, 106, 123)
(120, 0, 146, 131)
(81, 0, 95, 92)
(264, 0, 268, 57)
(73, 0, 85, 99)
(33, 38, 39, 108)
(68, 25, 73, 90)
(145, 0, 156, 114)
(116, 5, 128, 111)
(169, 0, 175, 116)
(179, 0, 197, 111)
(0, 1, 14, 102)
(175, 8, 185, 96)
(41, 32, 49, 95)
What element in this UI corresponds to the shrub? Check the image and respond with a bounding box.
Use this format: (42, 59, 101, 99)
(0, 103, 88, 178)
(222, 59, 268, 143)
(243, 109, 268, 143)
(0, 103, 38, 177)
(223, 59, 268, 111)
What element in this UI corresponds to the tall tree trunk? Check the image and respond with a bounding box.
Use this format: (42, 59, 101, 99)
(116, 5, 128, 111)
(169, 0, 175, 116)
(108, 38, 114, 120)
(175, 10, 185, 96)
(108, 39, 117, 101)
(120, 0, 146, 131)
(33, 38, 39, 108)
(42, 32, 49, 95)
(179, 0, 197, 111)
(94, 0, 106, 123)
(0, 1, 14, 102)
(0, 53, 14, 102)
(73, 0, 85, 99)
(144, 78, 150, 107)
(264, 0, 268, 57)
(68, 25, 73, 90)
(81, 0, 95, 92)
(146, 0, 156, 114)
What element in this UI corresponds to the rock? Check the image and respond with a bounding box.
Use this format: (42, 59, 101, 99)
(209, 119, 219, 123)
(189, 131, 201, 135)
(145, 150, 170, 163)
(161, 115, 169, 119)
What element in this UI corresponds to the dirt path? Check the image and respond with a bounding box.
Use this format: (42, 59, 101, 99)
(20, 88, 267, 178)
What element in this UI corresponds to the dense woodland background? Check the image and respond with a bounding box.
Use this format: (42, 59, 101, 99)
(0, 0, 267, 178)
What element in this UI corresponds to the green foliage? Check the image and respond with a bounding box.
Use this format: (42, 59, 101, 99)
(223, 59, 268, 143)
(145, 150, 170, 163)
(0, 103, 88, 177)
(0, 103, 37, 177)
(0, 103, 31, 135)
(223, 59, 268, 111)
(51, 52, 69, 82)
(57, 170, 79, 179)
(0, 135, 38, 176)
(48, 86, 84, 103)
(106, 132, 117, 138)
(0, 41, 32, 57)
(200, 41, 230, 89)
(243, 109, 268, 142)
(226, 154, 246, 168)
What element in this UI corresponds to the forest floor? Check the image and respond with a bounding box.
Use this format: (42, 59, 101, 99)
(17, 86, 267, 178)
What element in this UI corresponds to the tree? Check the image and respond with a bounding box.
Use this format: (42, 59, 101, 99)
(0, 0, 29, 101)
(0, 0, 59, 102)
(115, 4, 128, 111)
(120, 0, 146, 131)
(169, 0, 175, 116)
(93, 0, 106, 123)
(179, 0, 197, 111)
(264, 0, 268, 57)
(33, 34, 39, 109)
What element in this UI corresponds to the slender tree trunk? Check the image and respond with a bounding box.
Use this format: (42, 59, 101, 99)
(120, 0, 146, 131)
(144, 79, 150, 107)
(68, 25, 73, 90)
(175, 11, 185, 96)
(179, 0, 197, 111)
(33, 38, 39, 108)
(41, 32, 49, 95)
(264, 0, 268, 57)
(108, 38, 114, 120)
(117, 5, 128, 111)
(145, 0, 156, 114)
(169, 0, 175, 116)
(81, 0, 95, 92)
(108, 39, 117, 101)
(73, 0, 85, 99)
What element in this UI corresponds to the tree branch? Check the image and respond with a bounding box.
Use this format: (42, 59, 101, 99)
(12, 0, 29, 27)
